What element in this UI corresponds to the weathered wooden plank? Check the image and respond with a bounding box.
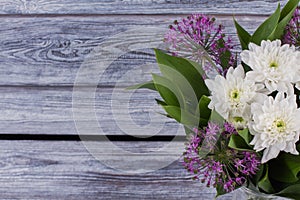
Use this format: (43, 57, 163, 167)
(0, 87, 181, 135)
(0, 0, 287, 15)
(0, 140, 234, 199)
(0, 15, 264, 86)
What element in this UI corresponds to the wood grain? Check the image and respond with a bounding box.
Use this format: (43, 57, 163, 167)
(0, 140, 234, 199)
(0, 15, 264, 86)
(0, 0, 287, 199)
(0, 87, 180, 135)
(0, 0, 287, 15)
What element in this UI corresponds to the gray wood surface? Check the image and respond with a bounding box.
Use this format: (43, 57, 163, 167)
(0, 0, 287, 15)
(0, 15, 264, 136)
(0, 140, 234, 199)
(0, 87, 180, 135)
(0, 16, 263, 86)
(0, 0, 288, 199)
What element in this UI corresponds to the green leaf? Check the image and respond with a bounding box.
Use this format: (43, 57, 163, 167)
(155, 49, 211, 117)
(269, 152, 300, 183)
(277, 184, 300, 200)
(152, 74, 181, 107)
(252, 164, 265, 187)
(251, 4, 281, 44)
(258, 164, 276, 193)
(157, 63, 199, 114)
(155, 49, 209, 101)
(186, 59, 207, 78)
(228, 134, 252, 151)
(237, 129, 252, 145)
(184, 126, 194, 136)
(269, 0, 299, 40)
(209, 110, 224, 125)
(216, 184, 227, 198)
(197, 95, 211, 126)
(280, 0, 299, 21)
(217, 38, 232, 69)
(126, 81, 156, 91)
(162, 105, 207, 127)
(155, 99, 167, 106)
(234, 19, 251, 50)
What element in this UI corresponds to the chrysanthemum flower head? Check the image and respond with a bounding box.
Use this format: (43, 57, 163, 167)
(241, 40, 300, 95)
(249, 92, 300, 163)
(205, 65, 265, 129)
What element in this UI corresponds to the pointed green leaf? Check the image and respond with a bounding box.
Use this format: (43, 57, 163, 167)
(157, 62, 199, 114)
(155, 49, 209, 100)
(185, 59, 207, 78)
(126, 81, 156, 91)
(280, 0, 299, 21)
(217, 38, 232, 69)
(258, 164, 276, 193)
(269, 152, 300, 183)
(209, 110, 224, 125)
(251, 4, 281, 44)
(269, 0, 299, 40)
(252, 164, 265, 187)
(238, 128, 252, 145)
(228, 134, 252, 151)
(216, 184, 227, 197)
(152, 74, 181, 107)
(277, 184, 300, 200)
(162, 105, 207, 127)
(234, 19, 251, 50)
(184, 126, 194, 136)
(155, 98, 167, 106)
(198, 95, 211, 124)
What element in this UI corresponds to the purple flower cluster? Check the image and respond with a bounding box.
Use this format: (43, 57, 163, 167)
(282, 6, 300, 48)
(183, 123, 260, 193)
(224, 122, 237, 135)
(164, 14, 235, 75)
(234, 152, 260, 176)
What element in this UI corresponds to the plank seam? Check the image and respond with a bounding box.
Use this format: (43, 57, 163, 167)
(0, 134, 186, 141)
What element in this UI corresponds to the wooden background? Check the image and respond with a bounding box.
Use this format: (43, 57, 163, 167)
(0, 0, 288, 199)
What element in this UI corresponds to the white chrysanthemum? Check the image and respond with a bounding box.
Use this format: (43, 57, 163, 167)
(241, 40, 300, 95)
(205, 65, 264, 128)
(249, 93, 300, 163)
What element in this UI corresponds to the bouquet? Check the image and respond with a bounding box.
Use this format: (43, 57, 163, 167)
(131, 0, 300, 199)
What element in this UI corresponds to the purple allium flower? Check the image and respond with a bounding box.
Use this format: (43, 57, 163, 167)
(183, 123, 261, 193)
(223, 179, 235, 193)
(282, 6, 300, 48)
(206, 122, 220, 135)
(164, 14, 235, 75)
(237, 152, 261, 175)
(205, 122, 219, 141)
(223, 122, 238, 135)
(201, 122, 220, 151)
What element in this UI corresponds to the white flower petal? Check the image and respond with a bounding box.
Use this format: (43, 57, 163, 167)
(261, 146, 280, 163)
(284, 141, 299, 155)
(241, 40, 300, 94)
(249, 92, 300, 163)
(205, 65, 262, 128)
(233, 65, 245, 78)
